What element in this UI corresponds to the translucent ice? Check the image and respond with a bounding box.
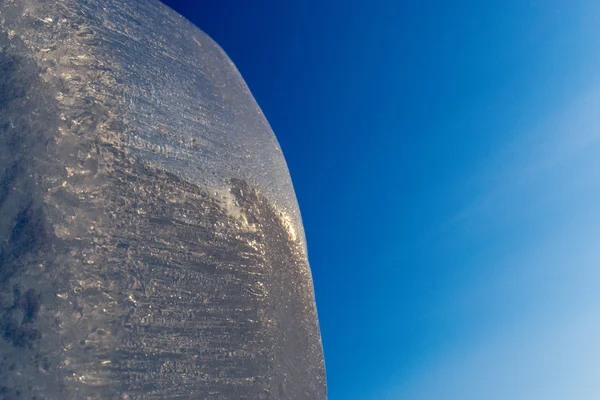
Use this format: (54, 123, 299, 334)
(0, 0, 326, 398)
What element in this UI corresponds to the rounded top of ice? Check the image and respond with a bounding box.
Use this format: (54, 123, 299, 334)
(2, 0, 306, 247)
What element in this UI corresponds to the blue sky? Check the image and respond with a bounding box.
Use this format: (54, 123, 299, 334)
(162, 1, 600, 398)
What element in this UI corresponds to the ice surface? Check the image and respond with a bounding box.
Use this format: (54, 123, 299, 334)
(0, 0, 326, 398)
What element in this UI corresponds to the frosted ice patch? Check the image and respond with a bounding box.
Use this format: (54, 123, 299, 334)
(211, 185, 256, 231)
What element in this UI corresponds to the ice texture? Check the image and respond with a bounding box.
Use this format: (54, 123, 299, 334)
(0, 0, 326, 398)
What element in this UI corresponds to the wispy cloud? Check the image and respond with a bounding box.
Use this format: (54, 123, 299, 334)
(382, 77, 600, 400)
(450, 79, 600, 228)
(387, 304, 600, 400)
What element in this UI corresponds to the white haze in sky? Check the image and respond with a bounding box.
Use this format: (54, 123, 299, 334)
(384, 80, 600, 400)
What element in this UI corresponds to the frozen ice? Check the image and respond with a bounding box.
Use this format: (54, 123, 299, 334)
(0, 0, 326, 398)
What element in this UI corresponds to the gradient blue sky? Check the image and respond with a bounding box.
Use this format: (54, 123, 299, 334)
(162, 1, 600, 399)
